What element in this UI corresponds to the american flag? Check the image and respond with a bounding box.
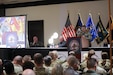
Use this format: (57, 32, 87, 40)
(62, 14, 76, 41)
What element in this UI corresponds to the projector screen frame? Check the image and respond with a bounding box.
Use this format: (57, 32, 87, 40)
(0, 15, 27, 48)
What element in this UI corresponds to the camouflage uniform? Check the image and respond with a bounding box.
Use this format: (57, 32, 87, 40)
(34, 66, 49, 75)
(98, 59, 110, 70)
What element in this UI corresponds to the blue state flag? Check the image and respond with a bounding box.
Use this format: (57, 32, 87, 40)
(86, 14, 98, 42)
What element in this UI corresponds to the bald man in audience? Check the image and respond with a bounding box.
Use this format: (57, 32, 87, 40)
(22, 69, 36, 75)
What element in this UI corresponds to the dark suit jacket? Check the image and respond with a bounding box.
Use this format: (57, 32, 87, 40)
(30, 41, 44, 47)
(58, 41, 67, 47)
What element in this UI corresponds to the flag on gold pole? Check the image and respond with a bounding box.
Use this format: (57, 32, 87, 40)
(108, 0, 112, 75)
(62, 13, 76, 41)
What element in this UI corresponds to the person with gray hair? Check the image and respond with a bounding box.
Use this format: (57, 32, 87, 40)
(64, 55, 79, 75)
(51, 64, 63, 75)
(22, 55, 32, 63)
(49, 50, 62, 67)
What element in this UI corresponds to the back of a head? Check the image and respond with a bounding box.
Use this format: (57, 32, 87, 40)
(0, 66, 3, 75)
(4, 60, 15, 74)
(88, 49, 95, 58)
(67, 55, 78, 66)
(91, 54, 99, 62)
(0, 59, 2, 65)
(48, 51, 54, 59)
(13, 55, 23, 65)
(23, 55, 32, 63)
(52, 64, 63, 75)
(101, 52, 108, 59)
(87, 58, 97, 69)
(22, 69, 36, 75)
(33, 53, 43, 65)
(52, 50, 58, 59)
(44, 55, 52, 66)
(69, 51, 75, 56)
(23, 61, 35, 70)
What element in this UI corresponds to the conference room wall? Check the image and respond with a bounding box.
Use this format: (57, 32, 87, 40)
(5, 0, 113, 47)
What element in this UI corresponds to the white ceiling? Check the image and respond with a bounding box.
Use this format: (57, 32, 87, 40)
(0, 0, 43, 4)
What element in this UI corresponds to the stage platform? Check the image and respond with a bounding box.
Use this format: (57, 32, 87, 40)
(0, 47, 111, 60)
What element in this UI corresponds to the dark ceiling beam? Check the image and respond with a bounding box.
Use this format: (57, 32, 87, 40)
(2, 0, 100, 8)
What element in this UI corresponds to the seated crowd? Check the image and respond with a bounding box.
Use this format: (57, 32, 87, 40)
(0, 49, 112, 75)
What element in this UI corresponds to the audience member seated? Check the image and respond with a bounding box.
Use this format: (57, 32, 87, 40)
(55, 35, 67, 48)
(87, 49, 95, 59)
(2, 49, 112, 75)
(62, 59, 68, 72)
(98, 52, 110, 71)
(64, 55, 80, 75)
(0, 59, 2, 65)
(49, 50, 62, 67)
(62, 51, 76, 71)
(4, 60, 16, 75)
(51, 63, 63, 75)
(30, 36, 44, 47)
(82, 58, 99, 75)
(80, 52, 88, 70)
(22, 61, 35, 70)
(108, 56, 113, 75)
(0, 59, 4, 75)
(43, 55, 52, 75)
(18, 61, 35, 75)
(22, 69, 36, 75)
(22, 55, 32, 63)
(33, 53, 49, 75)
(81, 49, 95, 70)
(0, 64, 3, 75)
(83, 54, 107, 75)
(12, 55, 23, 74)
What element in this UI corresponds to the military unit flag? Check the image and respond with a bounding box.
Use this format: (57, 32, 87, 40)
(96, 15, 108, 44)
(106, 16, 113, 44)
(61, 12, 112, 45)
